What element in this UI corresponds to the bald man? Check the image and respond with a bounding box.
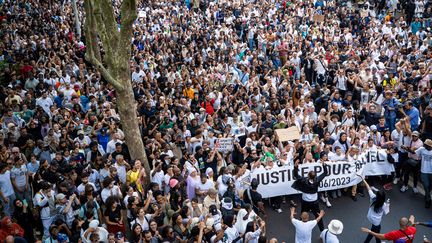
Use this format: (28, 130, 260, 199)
(361, 215, 417, 243)
(290, 207, 325, 243)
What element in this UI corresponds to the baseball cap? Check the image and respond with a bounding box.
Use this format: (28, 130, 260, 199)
(209, 204, 218, 215)
(55, 193, 66, 201)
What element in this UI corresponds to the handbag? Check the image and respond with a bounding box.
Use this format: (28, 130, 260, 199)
(404, 140, 419, 166)
(406, 158, 420, 166)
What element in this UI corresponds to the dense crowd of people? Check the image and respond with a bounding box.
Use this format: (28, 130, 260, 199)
(1, 0, 432, 242)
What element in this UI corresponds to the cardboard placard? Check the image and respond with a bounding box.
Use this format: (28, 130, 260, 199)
(275, 127, 301, 142)
(313, 14, 325, 23)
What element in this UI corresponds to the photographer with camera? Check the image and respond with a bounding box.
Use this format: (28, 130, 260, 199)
(382, 90, 401, 132)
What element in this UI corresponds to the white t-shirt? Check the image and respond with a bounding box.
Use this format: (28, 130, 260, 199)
(151, 170, 165, 188)
(114, 163, 127, 184)
(224, 226, 239, 242)
(130, 214, 152, 231)
(0, 171, 14, 197)
(101, 185, 121, 203)
(366, 189, 390, 226)
(416, 147, 432, 174)
(320, 229, 340, 243)
(196, 180, 214, 194)
(292, 219, 317, 243)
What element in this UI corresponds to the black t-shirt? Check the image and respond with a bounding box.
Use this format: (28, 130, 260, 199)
(104, 206, 122, 223)
(243, 189, 262, 213)
(424, 115, 432, 133)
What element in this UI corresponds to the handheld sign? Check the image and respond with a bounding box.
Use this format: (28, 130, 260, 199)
(217, 138, 234, 153)
(275, 127, 301, 142)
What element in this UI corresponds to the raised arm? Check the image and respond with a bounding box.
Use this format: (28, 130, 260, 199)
(290, 207, 296, 220)
(315, 210, 325, 222)
(362, 176, 371, 192)
(293, 160, 301, 179)
(361, 227, 386, 240)
(316, 161, 328, 182)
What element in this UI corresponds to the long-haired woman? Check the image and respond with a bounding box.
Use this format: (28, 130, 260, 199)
(362, 176, 390, 243)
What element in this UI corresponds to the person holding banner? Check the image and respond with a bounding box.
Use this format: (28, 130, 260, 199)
(317, 153, 333, 208)
(243, 178, 267, 219)
(292, 158, 329, 231)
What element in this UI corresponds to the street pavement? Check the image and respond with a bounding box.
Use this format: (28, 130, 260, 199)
(264, 185, 432, 242)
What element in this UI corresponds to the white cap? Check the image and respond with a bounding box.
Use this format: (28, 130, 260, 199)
(89, 220, 99, 229)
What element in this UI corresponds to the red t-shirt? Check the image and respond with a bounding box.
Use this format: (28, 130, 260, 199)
(384, 227, 416, 243)
(201, 99, 215, 115)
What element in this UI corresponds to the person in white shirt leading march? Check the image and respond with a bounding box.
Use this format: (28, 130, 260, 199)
(290, 206, 325, 243)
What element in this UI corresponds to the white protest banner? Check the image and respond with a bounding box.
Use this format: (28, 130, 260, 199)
(356, 149, 395, 176)
(251, 162, 362, 198)
(217, 138, 234, 153)
(249, 149, 394, 198)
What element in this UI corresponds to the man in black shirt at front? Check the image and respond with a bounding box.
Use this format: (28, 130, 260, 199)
(292, 158, 329, 231)
(243, 178, 267, 218)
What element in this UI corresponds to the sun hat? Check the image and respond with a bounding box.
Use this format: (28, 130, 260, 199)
(424, 139, 432, 147)
(328, 219, 344, 235)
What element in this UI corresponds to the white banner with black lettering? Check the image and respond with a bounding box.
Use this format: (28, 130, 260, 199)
(356, 149, 395, 176)
(251, 162, 362, 198)
(251, 149, 394, 198)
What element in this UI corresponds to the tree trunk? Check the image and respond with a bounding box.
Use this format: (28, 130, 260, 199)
(84, 0, 151, 182)
(116, 78, 151, 183)
(71, 0, 81, 39)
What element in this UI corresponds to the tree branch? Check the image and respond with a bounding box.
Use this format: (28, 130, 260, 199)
(83, 0, 101, 62)
(120, 0, 137, 49)
(87, 54, 124, 91)
(84, 0, 123, 91)
(92, 0, 119, 62)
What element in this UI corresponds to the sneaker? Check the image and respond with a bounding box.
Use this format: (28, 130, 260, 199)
(400, 186, 409, 192)
(276, 208, 283, 213)
(393, 178, 399, 184)
(371, 186, 379, 192)
(326, 200, 332, 208)
(413, 188, 419, 194)
(337, 190, 342, 197)
(320, 195, 327, 203)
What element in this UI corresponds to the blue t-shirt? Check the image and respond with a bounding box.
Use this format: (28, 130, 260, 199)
(405, 107, 420, 130)
(97, 133, 110, 151)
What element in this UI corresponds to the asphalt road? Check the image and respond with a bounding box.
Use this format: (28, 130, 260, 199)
(263, 185, 432, 242)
